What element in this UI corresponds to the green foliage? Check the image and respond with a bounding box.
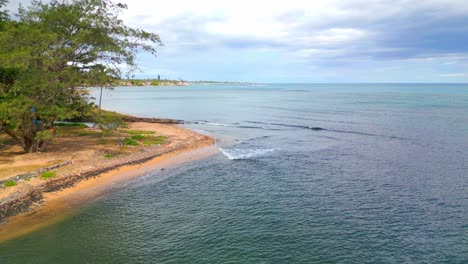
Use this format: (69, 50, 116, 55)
(41, 171, 56, 179)
(78, 131, 100, 137)
(124, 138, 138, 146)
(4, 180, 17, 187)
(95, 110, 127, 135)
(141, 135, 167, 146)
(131, 134, 145, 140)
(0, 0, 161, 153)
(123, 130, 167, 146)
(124, 129, 155, 135)
(55, 123, 88, 128)
(35, 130, 54, 142)
(0, 0, 8, 25)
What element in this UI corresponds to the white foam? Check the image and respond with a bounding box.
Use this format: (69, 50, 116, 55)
(219, 148, 276, 160)
(205, 122, 236, 127)
(195, 121, 236, 127)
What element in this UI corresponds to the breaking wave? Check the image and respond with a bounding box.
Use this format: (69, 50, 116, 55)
(219, 148, 277, 160)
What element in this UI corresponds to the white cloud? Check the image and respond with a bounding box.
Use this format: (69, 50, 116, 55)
(5, 0, 468, 82)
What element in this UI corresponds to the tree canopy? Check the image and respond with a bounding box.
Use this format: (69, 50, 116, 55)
(0, 0, 161, 152)
(0, 0, 7, 23)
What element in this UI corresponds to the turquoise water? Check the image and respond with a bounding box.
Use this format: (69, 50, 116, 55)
(1, 84, 467, 263)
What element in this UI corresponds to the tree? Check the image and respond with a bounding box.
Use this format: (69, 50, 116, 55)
(0, 0, 7, 24)
(0, 0, 161, 153)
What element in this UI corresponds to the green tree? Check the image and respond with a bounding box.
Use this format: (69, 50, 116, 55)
(0, 0, 161, 153)
(0, 0, 7, 24)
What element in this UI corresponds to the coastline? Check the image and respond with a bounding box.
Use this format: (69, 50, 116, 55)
(0, 121, 217, 242)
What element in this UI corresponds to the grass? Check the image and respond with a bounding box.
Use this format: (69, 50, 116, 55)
(55, 126, 101, 137)
(55, 123, 88, 128)
(123, 133, 168, 147)
(0, 162, 62, 180)
(141, 135, 167, 146)
(124, 138, 139, 146)
(131, 134, 145, 140)
(4, 180, 17, 187)
(41, 171, 57, 179)
(78, 131, 101, 137)
(104, 152, 120, 159)
(123, 129, 155, 135)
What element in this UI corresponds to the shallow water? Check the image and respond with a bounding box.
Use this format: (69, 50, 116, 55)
(1, 84, 467, 263)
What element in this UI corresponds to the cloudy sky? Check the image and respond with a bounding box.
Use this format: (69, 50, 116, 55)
(6, 0, 468, 83)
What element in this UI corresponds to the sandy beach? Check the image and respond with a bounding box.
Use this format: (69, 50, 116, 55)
(0, 122, 216, 241)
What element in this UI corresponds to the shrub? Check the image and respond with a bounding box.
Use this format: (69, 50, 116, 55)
(4, 180, 17, 187)
(41, 171, 57, 179)
(95, 111, 127, 135)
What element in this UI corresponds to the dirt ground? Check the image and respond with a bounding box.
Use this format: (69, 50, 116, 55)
(0, 122, 213, 200)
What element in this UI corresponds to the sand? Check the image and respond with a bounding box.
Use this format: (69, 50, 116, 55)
(0, 123, 217, 242)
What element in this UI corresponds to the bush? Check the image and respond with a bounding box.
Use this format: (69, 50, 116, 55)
(41, 171, 56, 179)
(4, 180, 17, 187)
(95, 111, 127, 135)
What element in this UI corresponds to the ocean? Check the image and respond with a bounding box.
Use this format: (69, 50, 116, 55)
(0, 83, 467, 263)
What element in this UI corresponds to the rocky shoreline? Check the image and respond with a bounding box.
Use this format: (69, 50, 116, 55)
(0, 125, 214, 223)
(0, 161, 72, 187)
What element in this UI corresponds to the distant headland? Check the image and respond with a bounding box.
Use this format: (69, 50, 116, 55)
(114, 79, 262, 87)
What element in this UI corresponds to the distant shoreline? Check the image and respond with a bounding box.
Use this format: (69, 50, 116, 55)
(108, 79, 265, 87)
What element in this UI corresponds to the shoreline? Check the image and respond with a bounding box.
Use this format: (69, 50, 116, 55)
(0, 122, 217, 242)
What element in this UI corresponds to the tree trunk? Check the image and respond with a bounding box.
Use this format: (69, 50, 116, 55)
(28, 142, 39, 153)
(38, 139, 50, 152)
(99, 86, 103, 114)
(3, 127, 27, 151)
(2, 127, 42, 153)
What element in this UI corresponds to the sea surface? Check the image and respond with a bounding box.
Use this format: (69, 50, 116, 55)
(1, 84, 467, 263)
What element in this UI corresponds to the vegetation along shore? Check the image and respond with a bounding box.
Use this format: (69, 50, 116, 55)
(0, 115, 215, 240)
(0, 0, 217, 236)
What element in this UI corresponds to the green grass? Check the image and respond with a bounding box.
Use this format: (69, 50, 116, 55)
(4, 180, 17, 187)
(131, 134, 145, 140)
(77, 131, 101, 137)
(123, 129, 155, 135)
(104, 152, 119, 159)
(41, 171, 57, 179)
(123, 134, 167, 146)
(55, 123, 88, 128)
(124, 138, 139, 146)
(141, 135, 167, 146)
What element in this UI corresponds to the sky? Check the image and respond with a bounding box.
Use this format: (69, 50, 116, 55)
(5, 0, 468, 83)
